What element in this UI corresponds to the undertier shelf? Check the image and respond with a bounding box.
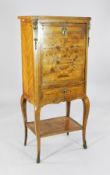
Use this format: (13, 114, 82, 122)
(26, 116, 82, 137)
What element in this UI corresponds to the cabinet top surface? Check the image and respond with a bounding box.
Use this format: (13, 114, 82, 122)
(18, 16, 91, 23)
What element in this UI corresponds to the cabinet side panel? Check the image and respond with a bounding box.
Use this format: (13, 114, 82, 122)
(84, 23, 90, 94)
(20, 20, 35, 104)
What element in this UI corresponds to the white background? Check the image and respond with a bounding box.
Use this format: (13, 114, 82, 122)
(0, 0, 110, 175)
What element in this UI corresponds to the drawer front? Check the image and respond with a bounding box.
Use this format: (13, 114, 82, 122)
(41, 23, 86, 89)
(42, 85, 85, 105)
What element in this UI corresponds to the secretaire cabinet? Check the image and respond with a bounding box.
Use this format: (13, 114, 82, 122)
(18, 16, 91, 163)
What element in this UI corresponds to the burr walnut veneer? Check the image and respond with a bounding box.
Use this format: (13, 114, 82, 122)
(18, 16, 91, 163)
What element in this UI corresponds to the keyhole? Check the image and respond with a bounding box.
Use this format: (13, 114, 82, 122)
(63, 89, 68, 93)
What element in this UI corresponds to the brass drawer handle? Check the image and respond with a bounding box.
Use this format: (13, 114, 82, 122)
(62, 27, 68, 35)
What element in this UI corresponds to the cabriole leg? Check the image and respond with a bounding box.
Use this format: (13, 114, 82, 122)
(66, 101, 71, 135)
(82, 96, 90, 149)
(35, 107, 41, 163)
(20, 95, 28, 146)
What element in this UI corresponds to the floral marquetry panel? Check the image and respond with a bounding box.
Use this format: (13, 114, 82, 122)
(42, 46, 85, 88)
(40, 23, 86, 90)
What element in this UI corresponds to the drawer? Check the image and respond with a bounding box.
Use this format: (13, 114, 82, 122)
(42, 23, 86, 48)
(42, 85, 85, 105)
(64, 85, 85, 101)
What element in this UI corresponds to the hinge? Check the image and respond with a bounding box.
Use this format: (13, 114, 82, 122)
(88, 37, 90, 46)
(33, 19, 38, 50)
(33, 19, 38, 30)
(34, 38, 38, 50)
